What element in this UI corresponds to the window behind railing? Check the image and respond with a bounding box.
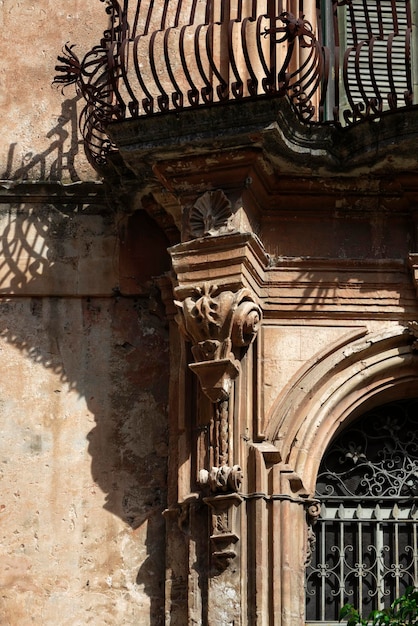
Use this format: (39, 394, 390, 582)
(322, 0, 413, 123)
(306, 399, 418, 625)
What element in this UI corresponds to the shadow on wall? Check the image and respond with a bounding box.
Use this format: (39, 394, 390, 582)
(0, 192, 171, 623)
(1, 96, 83, 182)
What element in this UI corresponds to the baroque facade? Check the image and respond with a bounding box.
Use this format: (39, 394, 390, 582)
(2, 1, 418, 625)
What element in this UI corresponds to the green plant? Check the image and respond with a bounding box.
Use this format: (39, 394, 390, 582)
(339, 587, 418, 626)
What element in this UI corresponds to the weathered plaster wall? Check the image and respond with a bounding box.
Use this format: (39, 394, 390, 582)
(0, 0, 109, 182)
(0, 199, 169, 625)
(0, 1, 174, 622)
(1, 4, 170, 623)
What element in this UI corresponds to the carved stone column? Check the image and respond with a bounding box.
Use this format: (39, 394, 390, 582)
(170, 230, 268, 484)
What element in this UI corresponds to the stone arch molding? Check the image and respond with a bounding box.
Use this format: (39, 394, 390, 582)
(265, 324, 418, 495)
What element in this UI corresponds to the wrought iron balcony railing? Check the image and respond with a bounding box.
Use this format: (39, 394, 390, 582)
(55, 0, 415, 166)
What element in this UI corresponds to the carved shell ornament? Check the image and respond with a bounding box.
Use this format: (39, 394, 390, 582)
(189, 190, 232, 238)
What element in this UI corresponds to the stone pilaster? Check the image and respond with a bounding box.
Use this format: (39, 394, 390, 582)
(167, 232, 268, 623)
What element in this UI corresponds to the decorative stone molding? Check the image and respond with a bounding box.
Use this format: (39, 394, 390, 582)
(204, 493, 243, 572)
(177, 493, 200, 535)
(190, 359, 239, 403)
(163, 493, 201, 536)
(189, 189, 233, 238)
(168, 235, 267, 592)
(280, 468, 307, 495)
(408, 254, 418, 298)
(175, 282, 261, 402)
(170, 232, 269, 300)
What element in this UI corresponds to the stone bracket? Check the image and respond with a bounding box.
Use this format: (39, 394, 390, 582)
(189, 358, 240, 403)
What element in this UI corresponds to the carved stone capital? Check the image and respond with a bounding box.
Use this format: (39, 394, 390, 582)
(175, 282, 261, 401)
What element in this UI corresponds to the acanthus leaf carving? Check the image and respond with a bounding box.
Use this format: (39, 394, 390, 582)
(174, 282, 262, 403)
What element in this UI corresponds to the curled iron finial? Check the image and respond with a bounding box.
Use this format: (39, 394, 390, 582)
(265, 12, 316, 46)
(279, 12, 314, 42)
(54, 44, 81, 88)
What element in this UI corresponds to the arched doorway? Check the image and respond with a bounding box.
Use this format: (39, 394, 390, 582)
(306, 398, 418, 624)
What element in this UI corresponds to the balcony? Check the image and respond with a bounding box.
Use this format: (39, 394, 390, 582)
(55, 0, 417, 168)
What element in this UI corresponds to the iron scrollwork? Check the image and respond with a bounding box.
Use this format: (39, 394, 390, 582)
(316, 400, 418, 499)
(54, 1, 328, 167)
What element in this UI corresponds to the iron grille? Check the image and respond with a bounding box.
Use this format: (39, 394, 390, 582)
(306, 399, 418, 624)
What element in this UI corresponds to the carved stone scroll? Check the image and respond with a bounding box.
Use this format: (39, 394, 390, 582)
(199, 464, 243, 493)
(175, 282, 261, 402)
(305, 501, 321, 566)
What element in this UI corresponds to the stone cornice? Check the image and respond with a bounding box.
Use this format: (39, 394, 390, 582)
(105, 99, 418, 238)
(0, 180, 106, 207)
(169, 232, 269, 298)
(170, 237, 417, 319)
(170, 238, 417, 319)
(107, 97, 418, 178)
(263, 257, 415, 318)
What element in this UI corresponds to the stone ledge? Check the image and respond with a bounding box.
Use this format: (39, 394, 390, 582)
(107, 97, 418, 176)
(0, 180, 107, 207)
